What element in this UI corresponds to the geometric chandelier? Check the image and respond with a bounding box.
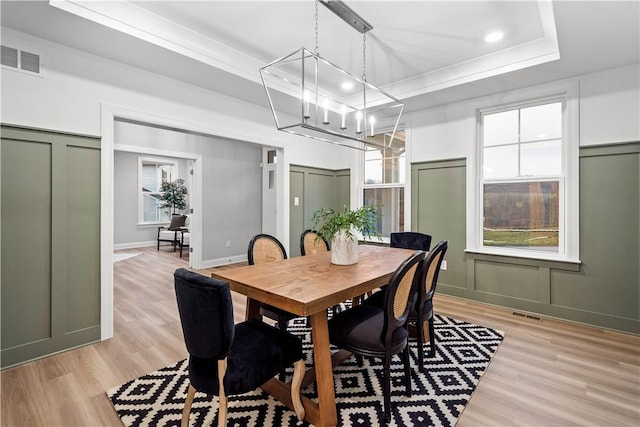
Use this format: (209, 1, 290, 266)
(260, 0, 404, 151)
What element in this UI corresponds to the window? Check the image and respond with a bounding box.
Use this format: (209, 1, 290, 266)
(482, 102, 561, 252)
(469, 83, 580, 263)
(138, 156, 179, 224)
(363, 131, 405, 238)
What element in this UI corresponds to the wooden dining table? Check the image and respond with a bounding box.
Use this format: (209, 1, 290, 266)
(210, 244, 415, 427)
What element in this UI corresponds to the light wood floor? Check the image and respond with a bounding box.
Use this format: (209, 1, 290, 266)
(2, 246, 638, 426)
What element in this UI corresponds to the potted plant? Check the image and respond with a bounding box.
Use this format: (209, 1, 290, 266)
(312, 205, 379, 265)
(160, 178, 188, 215)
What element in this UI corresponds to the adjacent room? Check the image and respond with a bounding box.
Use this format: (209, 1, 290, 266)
(1, 1, 638, 426)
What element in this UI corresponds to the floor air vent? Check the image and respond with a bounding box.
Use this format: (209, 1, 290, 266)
(512, 311, 541, 320)
(1, 45, 41, 75)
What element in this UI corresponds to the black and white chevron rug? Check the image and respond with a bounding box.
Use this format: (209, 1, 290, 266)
(107, 315, 503, 426)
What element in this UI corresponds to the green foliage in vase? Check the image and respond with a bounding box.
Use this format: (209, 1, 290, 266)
(160, 179, 188, 214)
(312, 205, 380, 242)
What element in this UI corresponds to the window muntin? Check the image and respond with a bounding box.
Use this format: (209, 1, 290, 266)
(363, 131, 405, 238)
(481, 101, 563, 253)
(138, 157, 179, 224)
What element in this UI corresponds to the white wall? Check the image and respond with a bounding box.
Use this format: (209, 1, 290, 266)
(1, 28, 358, 340)
(408, 63, 640, 163)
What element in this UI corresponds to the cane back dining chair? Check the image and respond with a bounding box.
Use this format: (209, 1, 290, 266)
(360, 231, 431, 301)
(300, 229, 330, 256)
(174, 268, 305, 427)
(365, 240, 448, 372)
(409, 240, 448, 372)
(248, 234, 298, 330)
(327, 250, 426, 424)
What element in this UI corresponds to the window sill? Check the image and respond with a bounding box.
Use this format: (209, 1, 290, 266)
(138, 222, 169, 228)
(465, 248, 581, 271)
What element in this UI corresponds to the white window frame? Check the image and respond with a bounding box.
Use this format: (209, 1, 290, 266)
(362, 130, 406, 243)
(138, 156, 179, 225)
(466, 81, 580, 263)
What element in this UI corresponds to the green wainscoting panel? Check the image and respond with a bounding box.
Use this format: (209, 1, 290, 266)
(65, 146, 101, 332)
(1, 138, 53, 349)
(412, 159, 466, 291)
(411, 143, 639, 334)
(551, 144, 639, 326)
(1, 125, 101, 368)
(336, 169, 350, 209)
(475, 260, 539, 301)
(289, 170, 305, 257)
(289, 166, 350, 257)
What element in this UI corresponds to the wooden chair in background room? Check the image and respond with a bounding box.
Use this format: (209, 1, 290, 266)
(300, 229, 329, 256)
(174, 268, 305, 427)
(327, 251, 426, 424)
(248, 234, 297, 330)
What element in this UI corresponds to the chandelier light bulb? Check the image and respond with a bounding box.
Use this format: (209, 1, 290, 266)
(303, 90, 311, 119)
(369, 115, 376, 136)
(356, 111, 363, 134)
(323, 99, 330, 124)
(340, 104, 347, 130)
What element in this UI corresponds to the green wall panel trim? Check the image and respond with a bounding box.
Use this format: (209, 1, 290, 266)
(438, 291, 640, 335)
(579, 141, 639, 158)
(1, 139, 53, 349)
(1, 326, 100, 370)
(1, 125, 101, 368)
(289, 166, 350, 258)
(465, 251, 581, 272)
(412, 160, 467, 296)
(411, 157, 466, 170)
(1, 123, 101, 147)
(412, 143, 639, 334)
(474, 260, 540, 301)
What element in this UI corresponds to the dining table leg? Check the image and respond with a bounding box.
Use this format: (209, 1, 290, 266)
(309, 309, 338, 427)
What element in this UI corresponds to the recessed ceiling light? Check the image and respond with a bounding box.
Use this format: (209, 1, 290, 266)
(341, 81, 354, 91)
(485, 31, 504, 43)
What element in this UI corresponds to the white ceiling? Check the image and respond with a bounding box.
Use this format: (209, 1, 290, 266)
(1, 1, 638, 113)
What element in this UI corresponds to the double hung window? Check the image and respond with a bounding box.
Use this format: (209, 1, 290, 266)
(363, 131, 405, 238)
(482, 101, 562, 252)
(471, 85, 579, 263)
(138, 156, 179, 224)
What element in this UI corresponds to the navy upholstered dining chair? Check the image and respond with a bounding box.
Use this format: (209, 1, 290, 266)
(390, 231, 432, 251)
(327, 250, 426, 424)
(174, 268, 305, 427)
(408, 240, 448, 371)
(365, 240, 448, 372)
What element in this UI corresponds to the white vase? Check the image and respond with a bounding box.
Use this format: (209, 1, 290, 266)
(331, 229, 359, 265)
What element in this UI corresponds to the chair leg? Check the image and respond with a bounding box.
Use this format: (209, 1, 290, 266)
(401, 345, 412, 397)
(428, 317, 436, 358)
(356, 354, 364, 367)
(290, 359, 306, 421)
(277, 314, 288, 331)
(181, 384, 196, 427)
(217, 358, 228, 427)
(416, 317, 426, 374)
(382, 353, 392, 424)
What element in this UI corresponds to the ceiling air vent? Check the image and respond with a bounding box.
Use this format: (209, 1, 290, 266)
(1, 45, 42, 75)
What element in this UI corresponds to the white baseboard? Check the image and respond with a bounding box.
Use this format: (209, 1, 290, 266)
(113, 241, 157, 250)
(201, 254, 247, 269)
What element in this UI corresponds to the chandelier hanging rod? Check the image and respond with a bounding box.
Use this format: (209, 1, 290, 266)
(319, 0, 373, 34)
